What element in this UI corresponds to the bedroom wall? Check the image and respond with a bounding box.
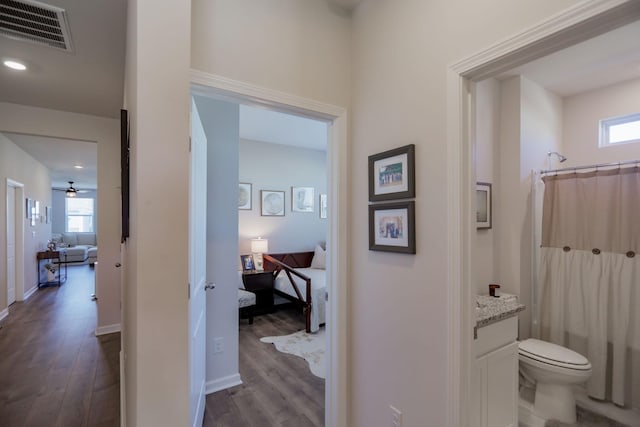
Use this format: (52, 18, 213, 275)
(563, 77, 640, 167)
(52, 189, 98, 234)
(350, 2, 573, 424)
(239, 139, 327, 256)
(0, 132, 52, 310)
(0, 102, 121, 334)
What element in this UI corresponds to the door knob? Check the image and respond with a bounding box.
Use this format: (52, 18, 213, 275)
(205, 283, 216, 291)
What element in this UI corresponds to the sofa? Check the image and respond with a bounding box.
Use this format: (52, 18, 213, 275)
(51, 232, 98, 264)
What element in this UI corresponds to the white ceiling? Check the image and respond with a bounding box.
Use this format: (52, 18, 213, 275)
(239, 105, 328, 151)
(0, 0, 127, 118)
(2, 131, 97, 190)
(498, 20, 640, 97)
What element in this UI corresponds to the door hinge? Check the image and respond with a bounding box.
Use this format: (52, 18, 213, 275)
(188, 282, 190, 299)
(189, 137, 192, 153)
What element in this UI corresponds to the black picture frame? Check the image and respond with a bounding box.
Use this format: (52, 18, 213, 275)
(261, 190, 285, 216)
(240, 254, 254, 271)
(121, 109, 130, 242)
(369, 201, 416, 254)
(476, 182, 492, 229)
(368, 144, 415, 201)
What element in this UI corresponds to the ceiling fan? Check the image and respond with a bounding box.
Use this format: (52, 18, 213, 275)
(52, 181, 92, 197)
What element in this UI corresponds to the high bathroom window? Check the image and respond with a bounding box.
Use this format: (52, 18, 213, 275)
(599, 112, 640, 147)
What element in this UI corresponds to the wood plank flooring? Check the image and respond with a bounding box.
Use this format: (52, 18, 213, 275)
(0, 265, 120, 427)
(204, 308, 325, 427)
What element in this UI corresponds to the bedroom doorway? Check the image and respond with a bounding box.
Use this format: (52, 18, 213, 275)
(191, 72, 348, 426)
(5, 179, 25, 307)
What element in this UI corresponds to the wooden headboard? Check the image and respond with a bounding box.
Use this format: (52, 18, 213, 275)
(263, 251, 314, 271)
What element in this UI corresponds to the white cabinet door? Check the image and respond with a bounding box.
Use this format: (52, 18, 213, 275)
(471, 356, 488, 427)
(486, 341, 519, 427)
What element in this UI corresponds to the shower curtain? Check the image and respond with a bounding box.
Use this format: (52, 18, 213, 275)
(536, 167, 639, 407)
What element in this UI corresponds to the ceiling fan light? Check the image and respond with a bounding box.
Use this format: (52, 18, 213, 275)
(66, 181, 78, 198)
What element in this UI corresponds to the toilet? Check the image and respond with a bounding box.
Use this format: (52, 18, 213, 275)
(518, 338, 592, 424)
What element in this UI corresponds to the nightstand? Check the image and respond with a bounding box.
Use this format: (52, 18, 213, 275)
(241, 270, 275, 313)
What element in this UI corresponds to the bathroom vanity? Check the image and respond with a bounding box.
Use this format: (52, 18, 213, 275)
(471, 294, 525, 427)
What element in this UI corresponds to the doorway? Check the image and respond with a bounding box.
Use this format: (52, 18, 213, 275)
(5, 179, 24, 309)
(447, 2, 640, 425)
(190, 70, 348, 426)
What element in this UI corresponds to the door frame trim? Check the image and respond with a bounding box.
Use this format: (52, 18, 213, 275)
(445, 1, 640, 425)
(190, 69, 349, 427)
(6, 178, 25, 304)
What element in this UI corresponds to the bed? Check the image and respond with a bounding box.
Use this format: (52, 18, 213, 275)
(264, 250, 326, 333)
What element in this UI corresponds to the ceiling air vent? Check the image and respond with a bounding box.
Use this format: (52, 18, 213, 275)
(0, 0, 73, 52)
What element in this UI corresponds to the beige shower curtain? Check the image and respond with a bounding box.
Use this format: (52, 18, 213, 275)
(537, 167, 639, 407)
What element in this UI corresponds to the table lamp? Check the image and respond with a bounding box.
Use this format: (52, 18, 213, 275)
(251, 237, 268, 271)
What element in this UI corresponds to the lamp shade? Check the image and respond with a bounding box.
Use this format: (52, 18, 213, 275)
(251, 238, 268, 254)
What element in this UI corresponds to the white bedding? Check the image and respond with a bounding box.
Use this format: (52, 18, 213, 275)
(274, 267, 326, 333)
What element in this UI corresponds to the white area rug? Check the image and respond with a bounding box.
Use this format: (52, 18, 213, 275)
(260, 328, 325, 379)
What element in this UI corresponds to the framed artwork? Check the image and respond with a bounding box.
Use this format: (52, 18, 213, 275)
(319, 193, 327, 219)
(240, 254, 254, 271)
(261, 190, 285, 216)
(26, 198, 32, 219)
(368, 144, 415, 201)
(369, 201, 416, 254)
(476, 182, 492, 229)
(45, 206, 51, 224)
(238, 183, 252, 210)
(291, 187, 314, 213)
(31, 200, 40, 226)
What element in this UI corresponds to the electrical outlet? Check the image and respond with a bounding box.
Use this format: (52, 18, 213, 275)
(213, 337, 224, 353)
(390, 405, 402, 427)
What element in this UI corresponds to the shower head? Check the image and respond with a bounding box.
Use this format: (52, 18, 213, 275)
(548, 151, 567, 163)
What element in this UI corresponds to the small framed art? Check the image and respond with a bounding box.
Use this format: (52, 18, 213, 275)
(238, 183, 252, 210)
(369, 201, 416, 254)
(261, 190, 285, 216)
(476, 182, 492, 229)
(368, 144, 415, 201)
(240, 254, 254, 271)
(292, 187, 314, 213)
(319, 193, 327, 219)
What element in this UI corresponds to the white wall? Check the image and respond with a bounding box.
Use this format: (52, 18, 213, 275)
(239, 139, 327, 255)
(0, 133, 51, 306)
(191, 0, 352, 110)
(52, 189, 98, 234)
(192, 95, 241, 392)
(474, 78, 500, 295)
(350, 1, 573, 424)
(563, 77, 640, 167)
(0, 102, 121, 333)
(122, 0, 191, 425)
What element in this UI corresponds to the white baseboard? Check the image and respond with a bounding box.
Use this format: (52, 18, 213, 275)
(23, 285, 37, 300)
(205, 373, 242, 395)
(95, 323, 121, 336)
(0, 308, 8, 322)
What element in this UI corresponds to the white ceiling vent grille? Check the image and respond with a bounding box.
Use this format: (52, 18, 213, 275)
(0, 0, 73, 52)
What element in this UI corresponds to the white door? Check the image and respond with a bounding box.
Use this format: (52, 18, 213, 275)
(7, 185, 16, 305)
(189, 98, 208, 427)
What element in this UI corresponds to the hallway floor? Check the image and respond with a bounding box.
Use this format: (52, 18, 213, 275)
(0, 265, 120, 427)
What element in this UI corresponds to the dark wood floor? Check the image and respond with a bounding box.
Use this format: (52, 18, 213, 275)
(0, 265, 120, 427)
(204, 308, 325, 427)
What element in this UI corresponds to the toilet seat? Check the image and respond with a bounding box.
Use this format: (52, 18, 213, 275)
(519, 339, 591, 371)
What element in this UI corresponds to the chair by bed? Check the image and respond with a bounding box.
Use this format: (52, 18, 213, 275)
(264, 249, 326, 333)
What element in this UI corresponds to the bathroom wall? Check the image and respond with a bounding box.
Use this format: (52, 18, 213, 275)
(474, 78, 500, 295)
(563, 77, 640, 167)
(477, 76, 562, 339)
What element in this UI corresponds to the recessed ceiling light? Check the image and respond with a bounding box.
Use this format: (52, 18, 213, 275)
(74, 165, 84, 169)
(3, 60, 27, 71)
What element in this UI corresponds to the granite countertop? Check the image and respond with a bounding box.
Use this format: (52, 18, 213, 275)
(475, 293, 525, 328)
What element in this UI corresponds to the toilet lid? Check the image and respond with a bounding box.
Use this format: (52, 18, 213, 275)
(519, 339, 590, 370)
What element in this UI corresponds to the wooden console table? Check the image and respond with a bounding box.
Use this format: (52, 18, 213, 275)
(36, 250, 67, 288)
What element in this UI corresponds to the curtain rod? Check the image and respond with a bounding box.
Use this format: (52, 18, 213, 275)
(540, 159, 640, 175)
